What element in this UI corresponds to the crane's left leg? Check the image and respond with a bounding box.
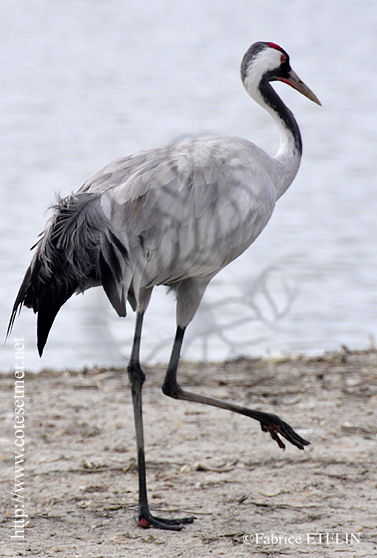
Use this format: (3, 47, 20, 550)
(162, 326, 310, 451)
(127, 311, 195, 530)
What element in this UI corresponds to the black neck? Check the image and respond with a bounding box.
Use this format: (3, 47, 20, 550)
(259, 78, 302, 155)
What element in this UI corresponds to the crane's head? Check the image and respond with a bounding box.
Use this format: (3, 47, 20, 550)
(241, 42, 321, 106)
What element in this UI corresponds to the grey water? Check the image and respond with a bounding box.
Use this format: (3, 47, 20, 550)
(1, 1, 377, 371)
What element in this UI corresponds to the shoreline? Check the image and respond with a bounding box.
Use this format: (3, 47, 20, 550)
(2, 348, 377, 556)
(2, 344, 377, 377)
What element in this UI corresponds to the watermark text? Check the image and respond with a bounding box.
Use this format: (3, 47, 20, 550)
(243, 532, 361, 546)
(11, 338, 27, 541)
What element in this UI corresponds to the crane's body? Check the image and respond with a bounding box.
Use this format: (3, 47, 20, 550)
(8, 42, 320, 530)
(80, 137, 280, 306)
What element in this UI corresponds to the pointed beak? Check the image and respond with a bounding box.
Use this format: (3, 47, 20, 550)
(279, 69, 321, 106)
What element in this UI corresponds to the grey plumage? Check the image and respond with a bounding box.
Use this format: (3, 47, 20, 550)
(9, 136, 277, 355)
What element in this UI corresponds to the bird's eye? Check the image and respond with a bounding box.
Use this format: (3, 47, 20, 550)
(280, 54, 287, 64)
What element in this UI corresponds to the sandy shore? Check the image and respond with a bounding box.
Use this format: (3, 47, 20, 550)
(1, 349, 377, 557)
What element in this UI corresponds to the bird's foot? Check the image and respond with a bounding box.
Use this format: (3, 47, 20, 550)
(136, 509, 195, 531)
(259, 413, 310, 450)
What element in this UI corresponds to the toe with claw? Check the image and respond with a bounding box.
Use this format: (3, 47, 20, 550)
(260, 413, 310, 450)
(136, 509, 196, 531)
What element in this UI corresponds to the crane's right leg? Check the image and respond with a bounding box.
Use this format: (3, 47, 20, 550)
(162, 325, 309, 450)
(127, 311, 195, 530)
(159, 278, 310, 450)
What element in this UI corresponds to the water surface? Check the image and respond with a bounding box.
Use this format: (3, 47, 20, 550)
(1, 1, 376, 370)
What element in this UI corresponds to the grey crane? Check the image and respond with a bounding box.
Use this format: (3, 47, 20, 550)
(8, 41, 320, 530)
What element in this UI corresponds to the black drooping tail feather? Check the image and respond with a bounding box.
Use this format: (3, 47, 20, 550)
(7, 192, 133, 356)
(7, 256, 78, 357)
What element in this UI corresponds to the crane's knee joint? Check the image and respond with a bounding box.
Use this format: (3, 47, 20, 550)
(162, 379, 182, 399)
(127, 362, 145, 388)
